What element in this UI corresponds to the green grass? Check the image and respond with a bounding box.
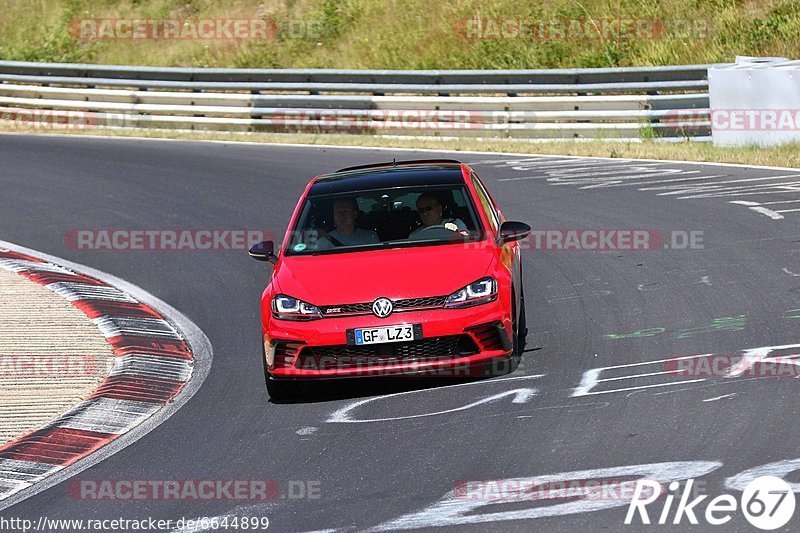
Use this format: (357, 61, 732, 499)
(1, 0, 798, 68)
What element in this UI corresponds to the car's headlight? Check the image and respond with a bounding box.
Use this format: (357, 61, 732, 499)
(444, 277, 497, 308)
(271, 294, 322, 320)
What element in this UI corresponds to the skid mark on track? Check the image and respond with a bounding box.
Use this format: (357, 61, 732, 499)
(328, 388, 539, 424)
(325, 374, 545, 424)
(477, 157, 800, 220)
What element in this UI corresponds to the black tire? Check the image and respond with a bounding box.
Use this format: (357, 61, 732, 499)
(261, 341, 270, 386)
(518, 283, 528, 349)
(266, 377, 301, 401)
(262, 341, 301, 400)
(508, 288, 521, 373)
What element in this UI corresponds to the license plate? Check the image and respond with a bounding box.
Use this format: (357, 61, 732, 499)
(353, 324, 416, 345)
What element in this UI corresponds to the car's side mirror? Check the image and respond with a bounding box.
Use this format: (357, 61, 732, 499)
(498, 221, 531, 244)
(249, 240, 278, 265)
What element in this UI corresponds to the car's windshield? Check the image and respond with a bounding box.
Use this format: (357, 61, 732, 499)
(285, 185, 485, 255)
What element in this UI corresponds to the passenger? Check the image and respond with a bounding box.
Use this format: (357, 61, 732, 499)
(408, 192, 467, 238)
(316, 198, 380, 249)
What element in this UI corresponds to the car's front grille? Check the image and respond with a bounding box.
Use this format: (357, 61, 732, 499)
(394, 296, 448, 309)
(295, 335, 478, 370)
(320, 296, 448, 317)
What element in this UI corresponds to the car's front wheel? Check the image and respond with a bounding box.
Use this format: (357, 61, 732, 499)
(517, 283, 527, 352)
(262, 342, 301, 400)
(266, 377, 302, 401)
(509, 287, 522, 372)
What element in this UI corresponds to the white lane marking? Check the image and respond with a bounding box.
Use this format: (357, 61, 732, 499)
(678, 183, 800, 199)
(490, 152, 800, 220)
(750, 207, 784, 220)
(646, 173, 800, 192)
(649, 179, 800, 198)
(296, 427, 318, 435)
(596, 173, 728, 188)
(498, 163, 665, 182)
(730, 201, 785, 219)
(591, 369, 686, 383)
(552, 165, 681, 177)
(726, 458, 800, 493)
(489, 152, 800, 218)
(547, 170, 695, 187)
(575, 345, 800, 398)
(649, 377, 762, 397)
(699, 276, 712, 286)
(782, 268, 800, 277)
(726, 344, 800, 378)
(509, 159, 632, 171)
(576, 172, 699, 189)
(572, 354, 713, 397)
(703, 393, 736, 402)
(324, 374, 544, 424)
(761, 199, 800, 205)
(576, 379, 707, 397)
(367, 461, 722, 530)
(545, 165, 668, 178)
(329, 388, 538, 423)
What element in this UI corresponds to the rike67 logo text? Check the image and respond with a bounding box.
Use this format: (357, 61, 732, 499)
(626, 476, 795, 530)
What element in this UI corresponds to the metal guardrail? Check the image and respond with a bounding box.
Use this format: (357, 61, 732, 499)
(0, 61, 712, 140)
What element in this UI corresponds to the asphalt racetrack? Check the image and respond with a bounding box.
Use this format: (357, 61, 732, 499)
(2, 134, 800, 532)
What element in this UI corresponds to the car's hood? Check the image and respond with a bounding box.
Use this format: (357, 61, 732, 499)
(274, 244, 496, 305)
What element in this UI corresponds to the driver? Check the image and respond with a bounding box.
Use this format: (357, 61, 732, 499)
(408, 192, 467, 238)
(316, 197, 380, 249)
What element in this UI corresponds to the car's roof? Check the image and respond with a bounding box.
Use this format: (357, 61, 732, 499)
(307, 160, 467, 197)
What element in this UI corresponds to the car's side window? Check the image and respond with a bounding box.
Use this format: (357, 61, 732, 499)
(471, 172, 500, 234)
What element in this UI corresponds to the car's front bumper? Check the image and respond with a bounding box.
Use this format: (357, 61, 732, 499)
(264, 299, 513, 379)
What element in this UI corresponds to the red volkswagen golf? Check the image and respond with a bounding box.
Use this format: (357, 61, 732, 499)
(250, 159, 530, 399)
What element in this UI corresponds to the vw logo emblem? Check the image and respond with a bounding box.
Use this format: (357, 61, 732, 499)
(372, 297, 393, 318)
